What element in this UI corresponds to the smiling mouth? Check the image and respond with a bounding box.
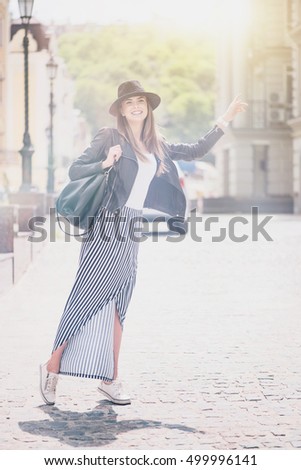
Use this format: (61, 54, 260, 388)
(131, 111, 143, 115)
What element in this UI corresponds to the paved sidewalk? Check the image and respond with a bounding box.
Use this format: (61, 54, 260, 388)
(0, 214, 301, 450)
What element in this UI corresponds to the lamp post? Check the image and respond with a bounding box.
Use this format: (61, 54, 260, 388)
(18, 0, 35, 192)
(46, 55, 58, 194)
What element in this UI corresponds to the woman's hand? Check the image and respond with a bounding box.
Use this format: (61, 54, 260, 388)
(221, 95, 249, 123)
(101, 145, 122, 170)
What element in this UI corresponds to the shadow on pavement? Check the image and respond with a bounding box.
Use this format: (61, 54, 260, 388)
(19, 401, 201, 448)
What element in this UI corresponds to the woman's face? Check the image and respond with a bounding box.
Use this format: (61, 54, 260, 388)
(120, 95, 148, 123)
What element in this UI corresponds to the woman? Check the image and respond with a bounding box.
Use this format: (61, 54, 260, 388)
(40, 80, 247, 406)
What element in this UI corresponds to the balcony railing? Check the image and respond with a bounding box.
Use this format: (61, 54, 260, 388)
(240, 100, 292, 130)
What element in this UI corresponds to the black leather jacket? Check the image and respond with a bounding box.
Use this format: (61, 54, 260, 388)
(68, 126, 224, 219)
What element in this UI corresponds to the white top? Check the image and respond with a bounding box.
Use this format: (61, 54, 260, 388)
(125, 153, 157, 210)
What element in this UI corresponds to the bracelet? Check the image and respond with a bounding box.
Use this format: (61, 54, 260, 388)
(216, 117, 230, 128)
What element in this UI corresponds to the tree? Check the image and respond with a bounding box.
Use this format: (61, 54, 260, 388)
(58, 23, 216, 141)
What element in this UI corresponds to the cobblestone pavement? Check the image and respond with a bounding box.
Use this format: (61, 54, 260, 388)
(0, 213, 301, 450)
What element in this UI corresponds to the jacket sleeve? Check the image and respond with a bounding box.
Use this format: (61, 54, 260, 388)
(165, 126, 224, 161)
(68, 127, 112, 181)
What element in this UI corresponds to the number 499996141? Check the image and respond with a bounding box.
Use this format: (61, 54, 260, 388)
(185, 454, 257, 466)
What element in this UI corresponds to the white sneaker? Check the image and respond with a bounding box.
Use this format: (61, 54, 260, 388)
(97, 380, 131, 405)
(39, 363, 58, 405)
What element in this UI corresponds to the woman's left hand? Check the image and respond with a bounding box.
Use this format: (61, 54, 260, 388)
(222, 95, 248, 123)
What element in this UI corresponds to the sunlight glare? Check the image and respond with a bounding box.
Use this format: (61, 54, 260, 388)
(9, 0, 218, 31)
(150, 0, 217, 31)
(216, 0, 252, 35)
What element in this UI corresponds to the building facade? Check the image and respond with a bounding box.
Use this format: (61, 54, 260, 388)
(213, 0, 295, 213)
(0, 0, 9, 193)
(287, 0, 301, 213)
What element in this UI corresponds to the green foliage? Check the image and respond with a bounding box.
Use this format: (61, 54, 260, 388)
(58, 23, 216, 141)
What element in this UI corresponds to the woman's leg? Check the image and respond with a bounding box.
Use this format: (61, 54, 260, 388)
(113, 308, 123, 380)
(46, 342, 67, 374)
(40, 342, 67, 405)
(104, 307, 122, 384)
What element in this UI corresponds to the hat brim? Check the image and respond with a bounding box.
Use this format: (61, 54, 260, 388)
(109, 91, 161, 116)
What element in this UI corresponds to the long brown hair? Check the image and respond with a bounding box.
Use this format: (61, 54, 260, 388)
(116, 101, 167, 176)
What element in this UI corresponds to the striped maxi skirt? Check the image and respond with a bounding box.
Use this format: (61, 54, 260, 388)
(52, 205, 143, 381)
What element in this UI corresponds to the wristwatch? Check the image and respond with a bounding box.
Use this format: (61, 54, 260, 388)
(216, 117, 230, 128)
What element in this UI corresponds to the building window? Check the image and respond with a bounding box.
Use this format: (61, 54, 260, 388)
(298, 47, 301, 116)
(286, 65, 294, 118)
(0, 68, 3, 103)
(223, 149, 230, 196)
(252, 145, 268, 197)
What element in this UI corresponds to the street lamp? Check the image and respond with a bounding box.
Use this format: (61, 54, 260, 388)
(18, 0, 35, 191)
(46, 55, 58, 193)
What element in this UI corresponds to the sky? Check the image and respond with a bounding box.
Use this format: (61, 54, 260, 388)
(9, 0, 219, 30)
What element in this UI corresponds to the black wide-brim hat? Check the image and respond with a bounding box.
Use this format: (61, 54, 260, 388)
(109, 80, 161, 116)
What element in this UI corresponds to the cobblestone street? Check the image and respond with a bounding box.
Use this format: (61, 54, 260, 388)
(0, 213, 301, 450)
